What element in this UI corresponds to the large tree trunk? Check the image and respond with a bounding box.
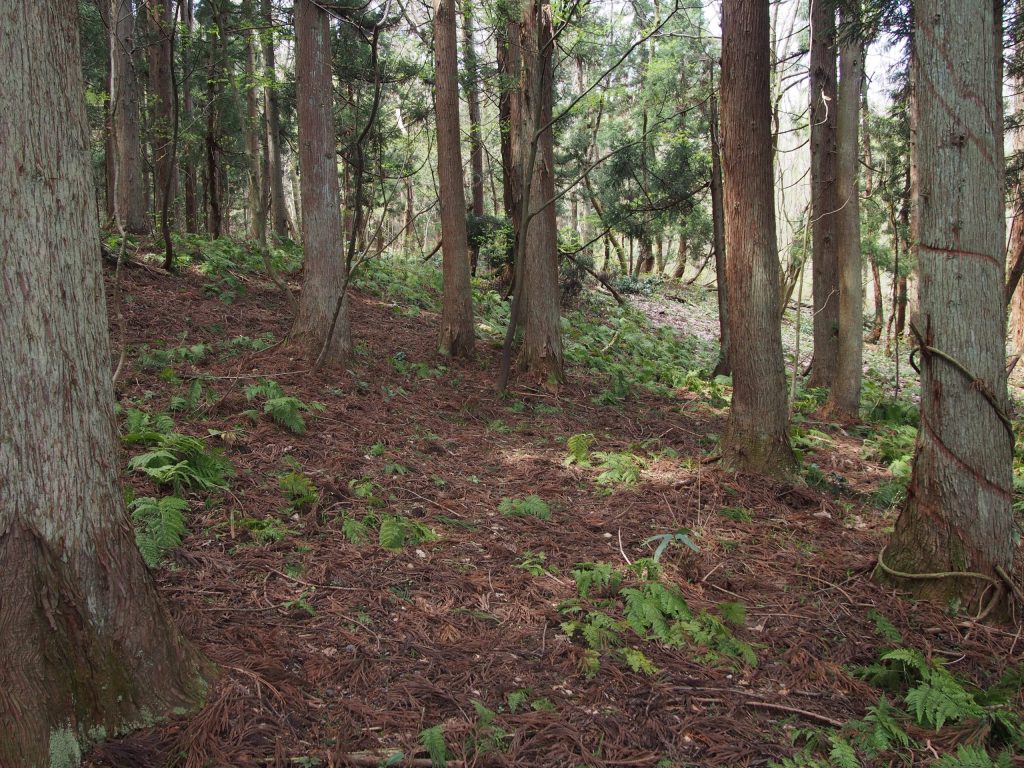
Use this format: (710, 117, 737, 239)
(510, 0, 564, 383)
(434, 0, 476, 357)
(719, 0, 794, 476)
(824, 23, 864, 419)
(293, 0, 350, 365)
(878, 0, 1014, 615)
(463, 0, 486, 274)
(147, 0, 177, 235)
(110, 0, 150, 234)
(708, 85, 730, 378)
(261, 0, 290, 239)
(0, 4, 206, 764)
(204, 1, 228, 238)
(807, 0, 839, 388)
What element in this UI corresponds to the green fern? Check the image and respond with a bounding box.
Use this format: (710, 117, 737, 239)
(128, 432, 232, 493)
(378, 515, 439, 550)
(933, 745, 1013, 768)
(593, 451, 645, 486)
(244, 379, 325, 434)
(280, 470, 319, 510)
(498, 495, 551, 520)
(564, 433, 596, 467)
(122, 408, 174, 444)
(419, 724, 448, 768)
(571, 561, 622, 598)
(620, 647, 659, 676)
(826, 734, 859, 768)
(130, 495, 189, 566)
(881, 649, 983, 730)
(342, 516, 374, 545)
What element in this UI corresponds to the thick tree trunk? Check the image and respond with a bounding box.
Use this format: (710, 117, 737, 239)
(510, 0, 564, 383)
(709, 86, 730, 378)
(293, 0, 350, 365)
(110, 0, 150, 234)
(204, 3, 227, 238)
(807, 0, 839, 388)
(462, 0, 485, 274)
(0, 5, 206, 764)
(261, 0, 290, 238)
(824, 26, 864, 419)
(719, 0, 794, 476)
(147, 0, 177, 233)
(879, 0, 1014, 615)
(434, 0, 476, 357)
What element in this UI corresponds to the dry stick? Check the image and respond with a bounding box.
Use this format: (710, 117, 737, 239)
(743, 700, 845, 728)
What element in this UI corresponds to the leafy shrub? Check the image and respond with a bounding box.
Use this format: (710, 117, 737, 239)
(130, 495, 189, 566)
(127, 432, 233, 494)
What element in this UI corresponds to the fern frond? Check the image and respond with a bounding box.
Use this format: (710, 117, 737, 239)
(419, 724, 448, 768)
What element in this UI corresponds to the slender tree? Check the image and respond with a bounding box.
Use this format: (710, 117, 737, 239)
(0, 3, 206, 763)
(807, 0, 839, 388)
(877, 0, 1014, 614)
(294, 0, 351, 364)
(824, 13, 864, 419)
(719, 0, 795, 476)
(261, 0, 290, 238)
(434, 0, 476, 357)
(147, 0, 177, 235)
(462, 0, 486, 272)
(111, 0, 150, 233)
(707, 77, 730, 377)
(182, 0, 199, 232)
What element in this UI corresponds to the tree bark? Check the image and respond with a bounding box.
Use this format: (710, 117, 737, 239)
(434, 0, 476, 357)
(879, 0, 1014, 615)
(243, 0, 263, 241)
(824, 22, 864, 420)
(719, 0, 794, 476)
(0, 4, 206, 763)
(510, 0, 564, 383)
(110, 0, 150, 234)
(261, 0, 290, 238)
(293, 0, 351, 365)
(807, 0, 839, 388)
(462, 0, 485, 274)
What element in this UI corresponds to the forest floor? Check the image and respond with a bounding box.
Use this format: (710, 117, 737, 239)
(86, 252, 1023, 768)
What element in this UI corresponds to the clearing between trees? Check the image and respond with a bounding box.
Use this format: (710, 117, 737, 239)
(85, 255, 1024, 768)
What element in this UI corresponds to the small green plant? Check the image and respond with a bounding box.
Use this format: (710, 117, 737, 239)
(514, 551, 551, 576)
(419, 724, 449, 768)
(465, 700, 511, 757)
(130, 495, 189, 566)
(281, 588, 316, 617)
(341, 514, 376, 545)
(121, 408, 174, 444)
(719, 506, 753, 523)
(238, 517, 294, 544)
(593, 450, 645, 486)
(169, 377, 208, 413)
(243, 379, 325, 435)
(643, 529, 700, 562)
(564, 433, 596, 466)
(279, 462, 319, 511)
(498, 495, 552, 520)
(378, 515, 440, 550)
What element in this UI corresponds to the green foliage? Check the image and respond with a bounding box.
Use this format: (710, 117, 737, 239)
(879, 649, 984, 731)
(136, 342, 210, 371)
(933, 746, 1013, 768)
(498, 495, 552, 520)
(342, 515, 375, 546)
(238, 517, 293, 544)
(466, 700, 510, 756)
(593, 450, 645, 486)
(127, 432, 233, 494)
(561, 562, 756, 677)
(130, 495, 189, 566)
(244, 379, 325, 434)
(564, 432, 596, 467)
(643, 529, 700, 562)
(719, 506, 752, 523)
(419, 725, 448, 768)
(122, 408, 174, 444)
(378, 515, 439, 550)
(279, 464, 319, 511)
(514, 551, 551, 577)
